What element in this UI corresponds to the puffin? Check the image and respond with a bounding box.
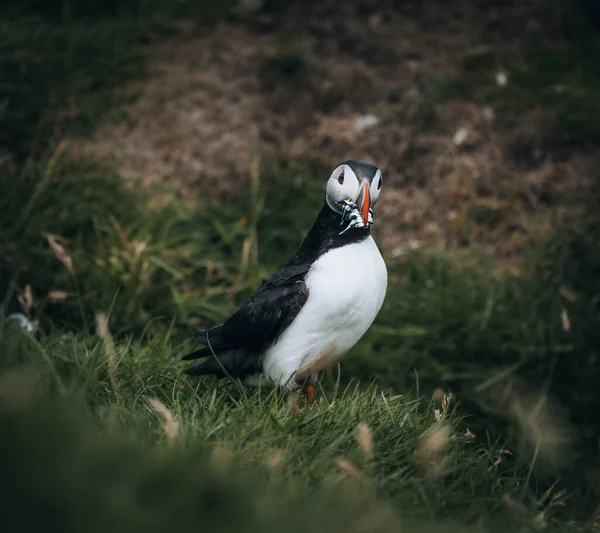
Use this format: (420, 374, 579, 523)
(182, 160, 387, 403)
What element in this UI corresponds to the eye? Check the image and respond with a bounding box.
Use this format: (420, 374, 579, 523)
(377, 175, 383, 190)
(337, 170, 344, 184)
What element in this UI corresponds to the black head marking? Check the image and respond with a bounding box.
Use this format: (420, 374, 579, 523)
(339, 159, 379, 184)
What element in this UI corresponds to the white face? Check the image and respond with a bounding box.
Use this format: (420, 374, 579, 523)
(325, 164, 383, 213)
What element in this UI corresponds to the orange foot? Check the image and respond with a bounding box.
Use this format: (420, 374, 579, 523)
(303, 384, 318, 406)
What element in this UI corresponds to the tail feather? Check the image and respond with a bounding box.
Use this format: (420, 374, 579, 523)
(183, 349, 259, 378)
(181, 346, 214, 361)
(182, 326, 226, 361)
(194, 326, 224, 346)
(183, 325, 259, 379)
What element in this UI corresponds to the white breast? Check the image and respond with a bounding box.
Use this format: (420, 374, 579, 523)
(261, 236, 387, 389)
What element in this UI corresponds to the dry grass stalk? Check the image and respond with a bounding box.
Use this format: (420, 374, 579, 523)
(48, 290, 69, 302)
(414, 424, 451, 478)
(479, 377, 572, 469)
(488, 449, 513, 472)
(441, 392, 454, 413)
(336, 458, 361, 478)
(399, 413, 409, 428)
(95, 312, 119, 401)
(45, 233, 75, 276)
(95, 312, 116, 369)
(533, 511, 547, 529)
(266, 449, 286, 471)
(356, 423, 373, 457)
(511, 392, 571, 469)
(17, 284, 34, 316)
(560, 308, 570, 332)
(148, 398, 180, 443)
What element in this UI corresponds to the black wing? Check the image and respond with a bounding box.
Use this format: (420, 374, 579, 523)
(182, 263, 310, 378)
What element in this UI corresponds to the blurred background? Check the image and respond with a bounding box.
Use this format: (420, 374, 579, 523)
(1, 1, 599, 531)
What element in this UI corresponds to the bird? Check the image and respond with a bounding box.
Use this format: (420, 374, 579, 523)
(182, 160, 387, 405)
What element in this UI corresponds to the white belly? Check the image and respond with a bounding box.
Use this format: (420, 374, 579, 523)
(261, 236, 387, 389)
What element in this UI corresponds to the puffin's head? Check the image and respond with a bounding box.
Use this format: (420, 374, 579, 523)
(325, 160, 383, 233)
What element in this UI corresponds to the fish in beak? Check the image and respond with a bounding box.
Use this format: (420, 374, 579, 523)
(353, 181, 371, 227)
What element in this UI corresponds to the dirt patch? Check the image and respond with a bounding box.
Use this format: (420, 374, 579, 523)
(84, 24, 279, 197)
(84, 0, 597, 269)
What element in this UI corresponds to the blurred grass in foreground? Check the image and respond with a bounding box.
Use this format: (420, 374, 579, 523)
(0, 320, 580, 533)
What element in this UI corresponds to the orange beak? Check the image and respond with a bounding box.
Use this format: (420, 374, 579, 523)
(353, 182, 371, 226)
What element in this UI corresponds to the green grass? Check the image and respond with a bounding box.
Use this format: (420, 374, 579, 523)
(2, 1, 600, 531)
(0, 154, 324, 334)
(0, 319, 580, 533)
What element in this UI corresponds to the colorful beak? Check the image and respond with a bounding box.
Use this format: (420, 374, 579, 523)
(353, 182, 371, 226)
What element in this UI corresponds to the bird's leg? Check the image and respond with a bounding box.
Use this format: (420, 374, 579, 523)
(285, 390, 301, 413)
(303, 384, 315, 403)
(285, 374, 318, 412)
(302, 373, 318, 406)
